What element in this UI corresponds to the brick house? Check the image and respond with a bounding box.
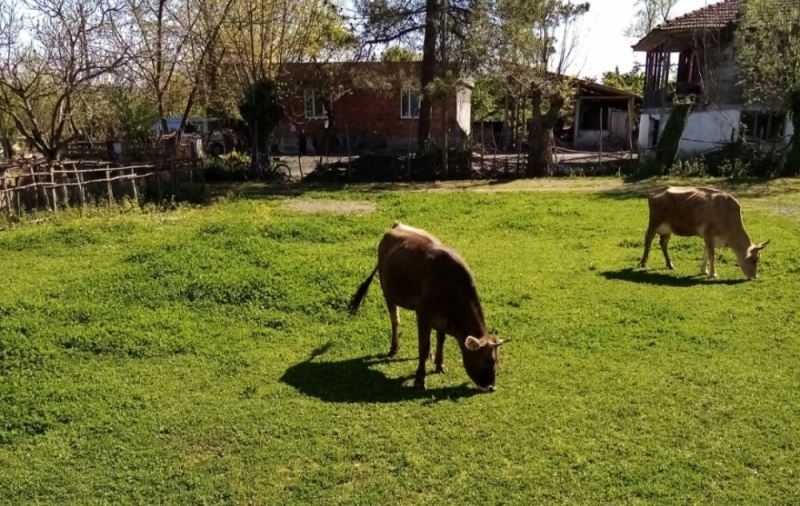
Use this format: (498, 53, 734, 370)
(633, 0, 795, 158)
(274, 62, 472, 154)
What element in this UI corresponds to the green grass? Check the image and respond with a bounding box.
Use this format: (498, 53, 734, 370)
(1, 179, 800, 504)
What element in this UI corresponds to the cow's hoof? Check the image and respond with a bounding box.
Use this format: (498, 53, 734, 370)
(413, 379, 427, 390)
(387, 347, 399, 358)
(708, 273, 718, 279)
(667, 263, 675, 270)
(638, 262, 647, 269)
(435, 364, 448, 374)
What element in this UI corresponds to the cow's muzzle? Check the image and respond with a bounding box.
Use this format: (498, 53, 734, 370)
(477, 384, 496, 393)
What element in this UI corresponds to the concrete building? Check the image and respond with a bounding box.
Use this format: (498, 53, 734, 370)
(633, 0, 794, 158)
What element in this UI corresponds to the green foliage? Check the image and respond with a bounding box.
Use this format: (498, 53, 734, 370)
(237, 79, 283, 151)
(602, 67, 645, 95)
(381, 45, 421, 62)
(471, 76, 504, 122)
(737, 0, 800, 107)
(108, 89, 159, 143)
(1, 182, 800, 502)
(202, 150, 252, 181)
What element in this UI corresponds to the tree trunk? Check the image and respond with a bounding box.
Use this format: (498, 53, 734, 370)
(0, 113, 13, 160)
(416, 0, 440, 150)
(527, 121, 551, 177)
(526, 89, 563, 178)
(786, 90, 800, 175)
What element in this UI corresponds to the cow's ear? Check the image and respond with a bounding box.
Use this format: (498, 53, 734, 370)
(465, 335, 482, 351)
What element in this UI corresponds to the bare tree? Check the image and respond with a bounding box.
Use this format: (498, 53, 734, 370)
(627, 0, 678, 39)
(0, 0, 126, 160)
(113, 0, 234, 137)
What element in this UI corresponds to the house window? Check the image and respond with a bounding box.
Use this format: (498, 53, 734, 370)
(401, 89, 421, 119)
(740, 111, 786, 142)
(304, 90, 327, 119)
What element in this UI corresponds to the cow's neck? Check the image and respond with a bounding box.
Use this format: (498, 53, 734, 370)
(728, 222, 753, 260)
(455, 300, 488, 340)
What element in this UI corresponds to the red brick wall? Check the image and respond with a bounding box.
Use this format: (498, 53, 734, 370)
(274, 64, 466, 153)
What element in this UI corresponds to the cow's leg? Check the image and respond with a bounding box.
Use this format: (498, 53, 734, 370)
(386, 303, 399, 357)
(659, 234, 674, 270)
(414, 316, 432, 390)
(704, 237, 717, 278)
(434, 330, 447, 374)
(700, 245, 709, 276)
(639, 225, 657, 268)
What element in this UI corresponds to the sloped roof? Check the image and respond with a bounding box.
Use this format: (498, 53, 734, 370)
(633, 0, 743, 51)
(656, 0, 742, 31)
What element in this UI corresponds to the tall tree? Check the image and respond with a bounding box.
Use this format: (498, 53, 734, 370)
(627, 0, 678, 39)
(356, 0, 472, 149)
(737, 0, 800, 171)
(470, 0, 588, 176)
(0, 0, 126, 160)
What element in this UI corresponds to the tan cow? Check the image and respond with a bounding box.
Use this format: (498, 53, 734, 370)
(639, 186, 769, 279)
(348, 222, 505, 392)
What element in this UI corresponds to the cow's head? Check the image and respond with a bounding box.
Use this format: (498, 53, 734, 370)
(462, 335, 506, 392)
(740, 240, 770, 279)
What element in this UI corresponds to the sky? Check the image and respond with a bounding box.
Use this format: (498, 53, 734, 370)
(571, 0, 718, 79)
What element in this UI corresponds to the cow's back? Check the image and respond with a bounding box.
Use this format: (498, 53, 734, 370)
(378, 223, 476, 312)
(649, 186, 740, 237)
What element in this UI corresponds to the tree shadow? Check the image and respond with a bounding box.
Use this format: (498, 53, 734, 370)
(600, 267, 747, 287)
(280, 342, 480, 403)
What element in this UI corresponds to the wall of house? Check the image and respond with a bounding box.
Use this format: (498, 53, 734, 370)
(640, 109, 739, 157)
(641, 109, 795, 158)
(274, 89, 466, 155)
(701, 38, 742, 108)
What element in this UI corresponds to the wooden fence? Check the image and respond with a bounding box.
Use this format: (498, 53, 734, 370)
(0, 159, 199, 218)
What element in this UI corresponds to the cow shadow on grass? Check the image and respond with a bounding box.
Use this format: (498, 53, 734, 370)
(280, 342, 479, 403)
(601, 267, 747, 287)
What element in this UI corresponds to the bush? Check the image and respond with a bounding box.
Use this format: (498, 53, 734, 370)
(202, 150, 251, 182)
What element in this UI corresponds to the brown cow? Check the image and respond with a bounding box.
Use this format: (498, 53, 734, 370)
(348, 222, 505, 392)
(639, 186, 769, 279)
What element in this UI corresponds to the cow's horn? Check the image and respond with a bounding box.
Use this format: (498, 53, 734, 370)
(465, 335, 482, 351)
(760, 240, 771, 248)
(489, 339, 507, 349)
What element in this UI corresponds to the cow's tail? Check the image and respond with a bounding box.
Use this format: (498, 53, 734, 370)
(348, 265, 378, 315)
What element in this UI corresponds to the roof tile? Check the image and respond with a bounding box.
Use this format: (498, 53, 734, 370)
(655, 0, 743, 31)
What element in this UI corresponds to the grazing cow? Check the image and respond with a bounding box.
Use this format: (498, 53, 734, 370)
(348, 222, 505, 392)
(639, 186, 769, 279)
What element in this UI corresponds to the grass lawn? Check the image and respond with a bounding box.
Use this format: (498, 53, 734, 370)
(1, 178, 799, 504)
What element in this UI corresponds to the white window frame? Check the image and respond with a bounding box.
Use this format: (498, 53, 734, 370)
(401, 89, 421, 119)
(304, 90, 328, 120)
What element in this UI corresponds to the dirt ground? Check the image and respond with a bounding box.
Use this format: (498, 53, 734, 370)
(284, 199, 376, 214)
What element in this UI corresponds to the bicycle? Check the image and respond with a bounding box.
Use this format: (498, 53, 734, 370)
(254, 155, 292, 182)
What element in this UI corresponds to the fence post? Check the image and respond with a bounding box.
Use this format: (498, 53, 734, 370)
(105, 164, 114, 206)
(345, 122, 352, 181)
(29, 166, 40, 210)
(130, 168, 139, 203)
(156, 171, 163, 205)
(15, 175, 22, 218)
(58, 164, 69, 208)
(75, 165, 86, 211)
(49, 165, 58, 213)
(1, 176, 8, 218)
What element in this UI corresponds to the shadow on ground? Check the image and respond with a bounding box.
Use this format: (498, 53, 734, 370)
(280, 343, 479, 403)
(600, 267, 747, 287)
